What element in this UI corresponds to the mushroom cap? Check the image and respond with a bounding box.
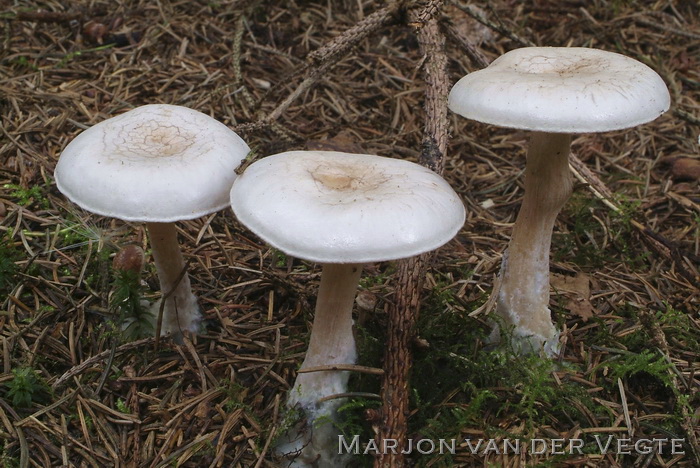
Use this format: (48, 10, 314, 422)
(230, 151, 466, 264)
(54, 104, 250, 222)
(448, 47, 670, 133)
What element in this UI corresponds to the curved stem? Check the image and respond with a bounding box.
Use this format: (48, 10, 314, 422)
(275, 263, 363, 466)
(146, 222, 200, 338)
(292, 263, 363, 402)
(495, 132, 573, 355)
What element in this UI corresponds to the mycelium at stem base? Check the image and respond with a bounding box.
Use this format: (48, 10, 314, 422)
(491, 132, 573, 356)
(275, 263, 363, 467)
(146, 222, 200, 339)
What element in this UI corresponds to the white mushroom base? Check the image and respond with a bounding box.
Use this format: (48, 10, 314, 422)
(486, 250, 562, 356)
(147, 222, 202, 340)
(274, 368, 354, 467)
(150, 295, 201, 337)
(490, 306, 561, 357)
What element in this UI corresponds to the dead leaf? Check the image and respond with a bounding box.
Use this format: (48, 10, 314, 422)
(444, 4, 494, 46)
(195, 400, 211, 419)
(551, 273, 593, 321)
(306, 130, 364, 154)
(218, 316, 238, 332)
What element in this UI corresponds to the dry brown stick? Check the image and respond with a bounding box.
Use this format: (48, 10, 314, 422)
(376, 255, 426, 468)
(231, 2, 404, 136)
(634, 17, 700, 40)
(307, 2, 404, 66)
(231, 68, 333, 138)
(296, 364, 385, 375)
(15, 10, 82, 23)
(441, 20, 489, 69)
(53, 337, 157, 388)
(231, 8, 258, 112)
(259, 0, 405, 104)
(376, 2, 449, 467)
(414, 9, 450, 174)
(454, 1, 535, 47)
(230, 2, 298, 143)
(673, 108, 700, 126)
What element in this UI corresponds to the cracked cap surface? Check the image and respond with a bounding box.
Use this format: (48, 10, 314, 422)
(55, 104, 250, 222)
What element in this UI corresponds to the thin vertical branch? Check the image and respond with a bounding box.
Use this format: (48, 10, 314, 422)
(376, 1, 449, 466)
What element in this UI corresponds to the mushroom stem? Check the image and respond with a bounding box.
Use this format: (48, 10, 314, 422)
(293, 262, 363, 400)
(495, 132, 573, 355)
(276, 263, 363, 467)
(146, 222, 200, 338)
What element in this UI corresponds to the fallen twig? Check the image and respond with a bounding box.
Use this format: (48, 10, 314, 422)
(297, 364, 384, 375)
(53, 337, 157, 388)
(15, 10, 82, 23)
(232, 1, 404, 138)
(441, 19, 490, 69)
(377, 1, 449, 466)
(454, 1, 535, 47)
(637, 309, 700, 464)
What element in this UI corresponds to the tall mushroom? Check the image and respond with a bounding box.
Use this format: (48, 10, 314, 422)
(55, 104, 250, 339)
(448, 47, 670, 355)
(230, 150, 465, 467)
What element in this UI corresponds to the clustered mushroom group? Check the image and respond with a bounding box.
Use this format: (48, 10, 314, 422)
(54, 47, 669, 467)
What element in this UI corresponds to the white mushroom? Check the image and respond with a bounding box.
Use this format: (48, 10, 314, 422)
(230, 150, 465, 467)
(55, 104, 250, 339)
(448, 47, 670, 355)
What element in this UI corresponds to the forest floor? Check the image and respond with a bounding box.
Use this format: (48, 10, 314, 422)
(1, 0, 698, 467)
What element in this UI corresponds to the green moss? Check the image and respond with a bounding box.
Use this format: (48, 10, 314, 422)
(656, 304, 699, 351)
(0, 441, 19, 468)
(408, 285, 613, 465)
(220, 379, 249, 412)
(111, 270, 154, 340)
(272, 249, 288, 268)
(0, 234, 19, 294)
(359, 268, 391, 289)
(4, 367, 52, 409)
(594, 349, 673, 390)
(115, 398, 130, 414)
(3, 183, 49, 209)
(555, 192, 650, 269)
